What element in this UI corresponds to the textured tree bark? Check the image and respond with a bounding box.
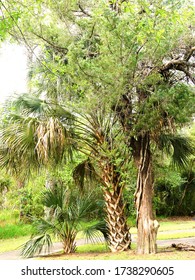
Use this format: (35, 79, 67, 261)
(134, 133, 159, 254)
(104, 187, 131, 252)
(62, 232, 77, 254)
(101, 161, 131, 252)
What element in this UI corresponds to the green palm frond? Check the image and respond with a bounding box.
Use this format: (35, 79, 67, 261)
(83, 220, 109, 244)
(0, 94, 77, 178)
(20, 233, 53, 258)
(42, 185, 67, 210)
(0, 117, 39, 178)
(71, 193, 100, 220)
(12, 93, 51, 116)
(158, 134, 194, 169)
(33, 217, 59, 235)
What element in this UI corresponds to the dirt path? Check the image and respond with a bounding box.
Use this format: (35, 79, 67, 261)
(0, 235, 194, 260)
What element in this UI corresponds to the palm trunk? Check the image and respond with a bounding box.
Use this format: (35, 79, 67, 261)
(134, 133, 159, 254)
(62, 232, 77, 254)
(101, 162, 131, 252)
(104, 188, 131, 252)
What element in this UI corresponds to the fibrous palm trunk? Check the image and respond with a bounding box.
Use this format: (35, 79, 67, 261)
(134, 133, 159, 254)
(104, 188, 131, 252)
(62, 232, 77, 254)
(101, 162, 131, 252)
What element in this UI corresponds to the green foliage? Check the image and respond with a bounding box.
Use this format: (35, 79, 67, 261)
(0, 223, 33, 239)
(0, 2, 195, 257)
(158, 134, 194, 169)
(21, 183, 105, 257)
(154, 165, 195, 216)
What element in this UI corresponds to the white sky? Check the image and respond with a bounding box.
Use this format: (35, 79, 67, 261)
(0, 42, 28, 104)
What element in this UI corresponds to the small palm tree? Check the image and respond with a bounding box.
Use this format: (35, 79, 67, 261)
(21, 184, 104, 258)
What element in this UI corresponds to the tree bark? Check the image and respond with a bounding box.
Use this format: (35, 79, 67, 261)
(99, 159, 131, 252)
(62, 232, 77, 254)
(104, 188, 131, 252)
(133, 133, 159, 254)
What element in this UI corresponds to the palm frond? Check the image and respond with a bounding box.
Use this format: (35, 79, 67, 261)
(12, 94, 50, 116)
(158, 134, 194, 169)
(73, 158, 97, 190)
(20, 233, 53, 258)
(83, 220, 109, 244)
(42, 185, 67, 210)
(72, 193, 100, 220)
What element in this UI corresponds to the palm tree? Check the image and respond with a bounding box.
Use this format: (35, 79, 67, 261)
(0, 94, 76, 173)
(0, 95, 131, 252)
(73, 109, 131, 252)
(21, 184, 104, 257)
(0, 94, 76, 220)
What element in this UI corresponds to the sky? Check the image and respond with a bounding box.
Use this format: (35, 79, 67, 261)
(0, 42, 28, 104)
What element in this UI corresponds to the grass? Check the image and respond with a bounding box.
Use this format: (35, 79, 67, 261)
(0, 236, 30, 253)
(0, 209, 19, 225)
(129, 220, 195, 234)
(0, 213, 194, 257)
(0, 224, 33, 239)
(0, 209, 34, 240)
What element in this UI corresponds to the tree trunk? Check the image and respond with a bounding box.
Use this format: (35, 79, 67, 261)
(17, 180, 26, 221)
(104, 188, 131, 252)
(100, 159, 131, 252)
(62, 233, 77, 254)
(134, 133, 159, 254)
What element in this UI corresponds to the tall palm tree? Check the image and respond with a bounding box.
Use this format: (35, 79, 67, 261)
(73, 109, 131, 252)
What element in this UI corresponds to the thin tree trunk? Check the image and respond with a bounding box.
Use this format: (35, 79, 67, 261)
(134, 133, 159, 254)
(104, 188, 131, 252)
(62, 233, 77, 254)
(17, 180, 26, 221)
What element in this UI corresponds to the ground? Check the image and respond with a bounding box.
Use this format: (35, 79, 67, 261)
(0, 217, 194, 260)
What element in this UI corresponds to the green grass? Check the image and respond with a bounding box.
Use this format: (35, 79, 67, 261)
(0, 212, 194, 256)
(0, 224, 33, 239)
(0, 209, 19, 226)
(0, 209, 33, 240)
(0, 236, 30, 253)
(158, 231, 195, 240)
(158, 220, 195, 232)
(129, 220, 195, 234)
(77, 243, 108, 253)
